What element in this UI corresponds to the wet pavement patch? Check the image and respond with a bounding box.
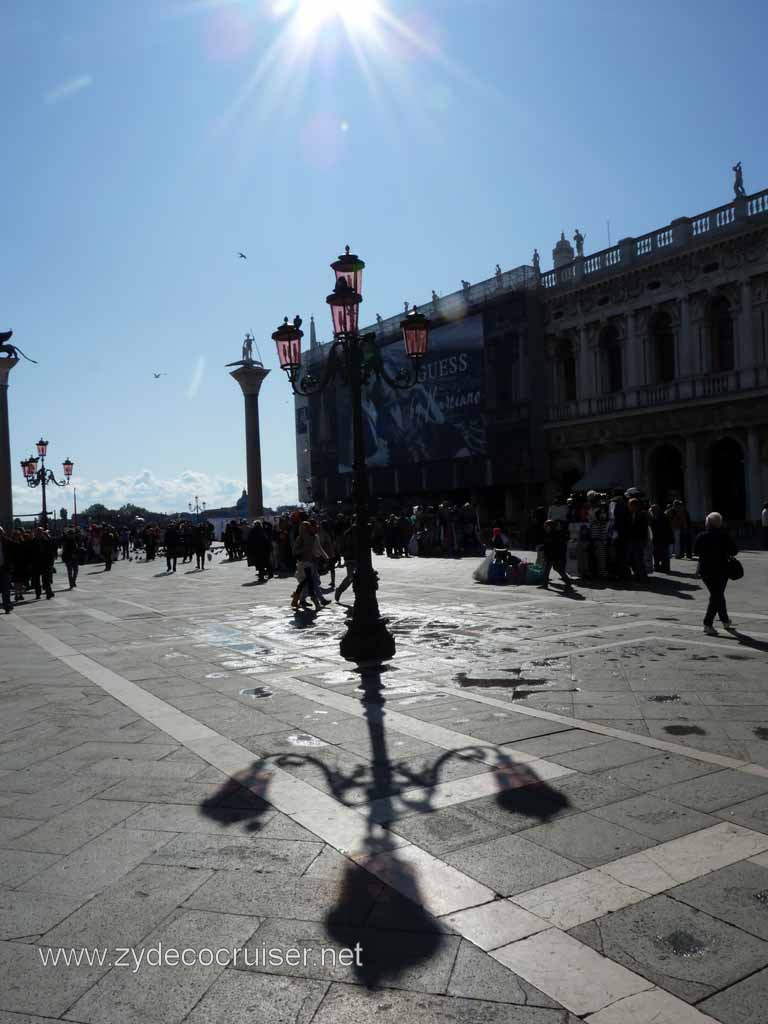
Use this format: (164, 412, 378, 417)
(755, 728, 768, 740)
(664, 725, 707, 736)
(656, 929, 710, 958)
(239, 687, 273, 698)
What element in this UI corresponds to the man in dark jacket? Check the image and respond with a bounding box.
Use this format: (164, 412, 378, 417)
(693, 512, 738, 635)
(30, 527, 55, 599)
(164, 522, 179, 573)
(538, 520, 575, 591)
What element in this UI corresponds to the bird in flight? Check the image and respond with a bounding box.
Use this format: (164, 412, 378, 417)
(237, 252, 247, 259)
(153, 372, 167, 379)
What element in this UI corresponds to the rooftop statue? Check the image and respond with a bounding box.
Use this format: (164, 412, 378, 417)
(733, 161, 746, 198)
(573, 229, 585, 257)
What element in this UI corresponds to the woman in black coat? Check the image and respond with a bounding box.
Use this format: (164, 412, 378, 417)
(693, 512, 738, 635)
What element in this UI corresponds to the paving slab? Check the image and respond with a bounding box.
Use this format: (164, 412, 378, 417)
(445, 833, 582, 895)
(669, 859, 768, 940)
(590, 793, 720, 842)
(0, 890, 87, 941)
(308, 981, 581, 1024)
(652, 770, 768, 812)
(145, 833, 321, 873)
(42, 863, 213, 949)
(523, 811, 657, 868)
(0, 939, 108, 1017)
(184, 971, 328, 1024)
(63, 909, 259, 1024)
(699, 965, 768, 1024)
(570, 894, 768, 1003)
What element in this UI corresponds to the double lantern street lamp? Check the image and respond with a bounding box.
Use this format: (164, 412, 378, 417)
(272, 247, 430, 665)
(20, 439, 74, 527)
(189, 496, 206, 521)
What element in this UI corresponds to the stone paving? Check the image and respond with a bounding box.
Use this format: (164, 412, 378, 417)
(1, 548, 767, 1023)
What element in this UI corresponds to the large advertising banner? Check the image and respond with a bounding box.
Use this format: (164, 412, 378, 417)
(337, 315, 485, 473)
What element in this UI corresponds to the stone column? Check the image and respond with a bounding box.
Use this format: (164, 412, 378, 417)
(677, 295, 692, 379)
(685, 436, 703, 521)
(624, 310, 642, 395)
(631, 443, 643, 492)
(739, 278, 755, 388)
(746, 428, 761, 524)
(577, 325, 595, 409)
(0, 355, 19, 531)
(229, 363, 271, 519)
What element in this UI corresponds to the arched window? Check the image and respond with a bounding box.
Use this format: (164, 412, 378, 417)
(710, 297, 734, 373)
(650, 313, 675, 383)
(557, 339, 577, 401)
(599, 325, 623, 394)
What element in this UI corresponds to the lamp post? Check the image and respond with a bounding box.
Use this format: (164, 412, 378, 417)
(188, 496, 206, 522)
(20, 439, 74, 527)
(273, 246, 430, 665)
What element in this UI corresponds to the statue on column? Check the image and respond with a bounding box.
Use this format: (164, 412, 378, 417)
(241, 332, 254, 364)
(0, 330, 36, 363)
(733, 161, 746, 198)
(573, 229, 585, 258)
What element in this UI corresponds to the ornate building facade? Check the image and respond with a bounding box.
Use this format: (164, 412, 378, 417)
(541, 186, 768, 522)
(298, 181, 768, 526)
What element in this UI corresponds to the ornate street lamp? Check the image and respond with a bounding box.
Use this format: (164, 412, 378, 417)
(273, 247, 430, 665)
(20, 441, 74, 526)
(188, 495, 206, 521)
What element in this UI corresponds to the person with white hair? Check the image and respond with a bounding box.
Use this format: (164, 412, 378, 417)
(693, 512, 739, 635)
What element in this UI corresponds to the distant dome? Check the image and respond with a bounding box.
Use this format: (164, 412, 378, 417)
(235, 490, 248, 512)
(553, 231, 575, 269)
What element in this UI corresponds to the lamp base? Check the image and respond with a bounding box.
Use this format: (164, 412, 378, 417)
(339, 617, 396, 666)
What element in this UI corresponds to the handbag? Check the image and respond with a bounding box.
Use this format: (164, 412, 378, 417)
(727, 557, 744, 581)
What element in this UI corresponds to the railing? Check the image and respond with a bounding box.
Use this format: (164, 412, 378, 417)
(358, 265, 533, 337)
(541, 188, 768, 293)
(545, 369, 752, 421)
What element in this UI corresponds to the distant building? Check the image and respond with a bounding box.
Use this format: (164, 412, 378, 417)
(299, 180, 768, 525)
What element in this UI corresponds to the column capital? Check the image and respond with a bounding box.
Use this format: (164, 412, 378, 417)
(0, 355, 19, 385)
(229, 363, 271, 396)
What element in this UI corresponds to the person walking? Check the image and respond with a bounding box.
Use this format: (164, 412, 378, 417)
(0, 526, 13, 613)
(164, 522, 179, 573)
(538, 520, 575, 591)
(693, 512, 738, 636)
(102, 525, 116, 571)
(246, 521, 272, 581)
(335, 519, 358, 602)
(192, 522, 208, 570)
(30, 527, 55, 599)
(649, 504, 673, 572)
(292, 521, 329, 610)
(61, 528, 81, 589)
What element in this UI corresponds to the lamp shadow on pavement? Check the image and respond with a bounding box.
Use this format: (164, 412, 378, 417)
(199, 763, 273, 832)
(197, 663, 572, 989)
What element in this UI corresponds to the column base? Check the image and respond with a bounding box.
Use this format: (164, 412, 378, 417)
(340, 617, 396, 665)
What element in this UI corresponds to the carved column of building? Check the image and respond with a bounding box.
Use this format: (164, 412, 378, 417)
(631, 444, 643, 491)
(577, 325, 595, 409)
(739, 278, 755, 388)
(684, 436, 703, 521)
(624, 310, 642, 396)
(677, 295, 693, 381)
(746, 428, 762, 522)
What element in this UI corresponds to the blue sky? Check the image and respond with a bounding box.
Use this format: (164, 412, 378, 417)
(3, 0, 767, 517)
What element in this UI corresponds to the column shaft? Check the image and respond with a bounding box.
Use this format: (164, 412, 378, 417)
(243, 392, 264, 518)
(0, 361, 17, 531)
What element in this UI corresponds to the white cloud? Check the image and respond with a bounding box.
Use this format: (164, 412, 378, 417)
(44, 74, 93, 104)
(11, 469, 299, 517)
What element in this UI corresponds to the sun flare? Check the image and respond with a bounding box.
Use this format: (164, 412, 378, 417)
(294, 0, 380, 37)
